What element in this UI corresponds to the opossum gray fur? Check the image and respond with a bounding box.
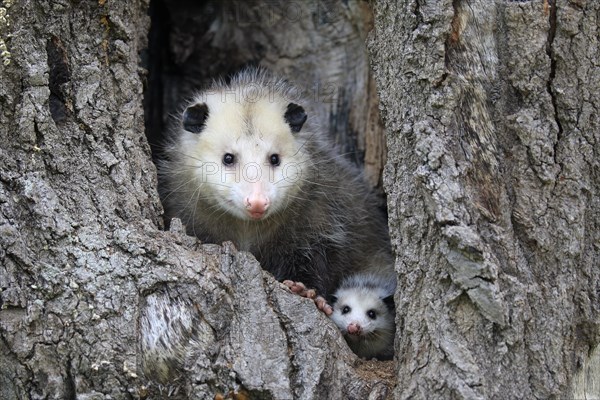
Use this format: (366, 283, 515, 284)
(330, 272, 396, 360)
(158, 67, 392, 298)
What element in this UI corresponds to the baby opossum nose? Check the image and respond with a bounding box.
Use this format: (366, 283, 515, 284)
(245, 193, 270, 219)
(347, 323, 362, 335)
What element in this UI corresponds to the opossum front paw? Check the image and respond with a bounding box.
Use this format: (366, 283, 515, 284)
(314, 295, 333, 316)
(282, 280, 316, 298)
(282, 280, 333, 316)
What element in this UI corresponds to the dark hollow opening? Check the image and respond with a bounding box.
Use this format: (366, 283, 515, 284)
(142, 0, 387, 190)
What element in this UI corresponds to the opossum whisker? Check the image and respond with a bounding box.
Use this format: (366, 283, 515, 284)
(165, 148, 211, 164)
(290, 132, 319, 158)
(296, 151, 358, 167)
(160, 175, 202, 203)
(189, 185, 204, 238)
(159, 163, 211, 172)
(296, 178, 347, 190)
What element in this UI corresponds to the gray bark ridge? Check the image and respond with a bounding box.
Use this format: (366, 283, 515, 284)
(137, 229, 364, 399)
(0, 1, 393, 399)
(369, 1, 599, 399)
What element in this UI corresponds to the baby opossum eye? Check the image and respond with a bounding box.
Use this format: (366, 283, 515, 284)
(342, 306, 351, 315)
(269, 154, 280, 166)
(223, 153, 235, 165)
(367, 310, 377, 319)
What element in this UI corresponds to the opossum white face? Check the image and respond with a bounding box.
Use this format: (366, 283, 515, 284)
(330, 287, 395, 342)
(177, 90, 310, 221)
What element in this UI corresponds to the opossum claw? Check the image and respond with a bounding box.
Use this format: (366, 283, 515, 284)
(315, 295, 333, 316)
(283, 280, 315, 298)
(283, 280, 332, 315)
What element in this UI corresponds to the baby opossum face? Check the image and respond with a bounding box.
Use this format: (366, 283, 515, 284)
(330, 287, 394, 342)
(177, 91, 310, 221)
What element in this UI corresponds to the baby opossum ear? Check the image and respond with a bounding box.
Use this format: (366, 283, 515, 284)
(382, 295, 395, 313)
(284, 103, 307, 133)
(182, 103, 209, 134)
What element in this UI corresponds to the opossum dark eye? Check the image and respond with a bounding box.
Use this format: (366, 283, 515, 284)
(367, 310, 377, 319)
(183, 103, 209, 134)
(223, 153, 235, 165)
(284, 103, 307, 133)
(269, 154, 280, 166)
(342, 306, 351, 315)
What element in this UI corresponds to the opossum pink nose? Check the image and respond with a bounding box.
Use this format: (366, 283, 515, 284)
(245, 194, 270, 219)
(347, 323, 362, 335)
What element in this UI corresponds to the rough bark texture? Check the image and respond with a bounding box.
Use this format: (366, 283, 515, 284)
(0, 0, 392, 399)
(368, 0, 599, 399)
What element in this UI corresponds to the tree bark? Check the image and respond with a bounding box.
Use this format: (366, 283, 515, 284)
(368, 0, 599, 398)
(0, 1, 392, 399)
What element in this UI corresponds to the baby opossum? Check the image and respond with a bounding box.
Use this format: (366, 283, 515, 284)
(330, 272, 396, 360)
(159, 67, 392, 299)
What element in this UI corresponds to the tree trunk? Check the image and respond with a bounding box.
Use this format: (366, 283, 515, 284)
(367, 0, 599, 398)
(1, 1, 392, 399)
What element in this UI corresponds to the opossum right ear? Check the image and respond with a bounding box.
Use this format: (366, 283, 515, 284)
(183, 103, 209, 134)
(383, 295, 395, 313)
(284, 103, 307, 133)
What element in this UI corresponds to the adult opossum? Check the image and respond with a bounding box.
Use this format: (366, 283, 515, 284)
(159, 68, 392, 299)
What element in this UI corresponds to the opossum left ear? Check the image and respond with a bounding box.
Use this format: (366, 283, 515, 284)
(183, 103, 209, 134)
(284, 103, 307, 133)
(383, 295, 395, 312)
(328, 295, 338, 305)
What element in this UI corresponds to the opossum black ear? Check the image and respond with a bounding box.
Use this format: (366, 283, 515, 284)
(284, 103, 307, 133)
(383, 295, 395, 312)
(183, 103, 209, 134)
